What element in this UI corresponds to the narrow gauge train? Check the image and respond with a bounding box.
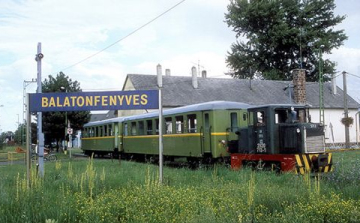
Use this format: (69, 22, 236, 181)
(82, 101, 333, 173)
(82, 101, 250, 164)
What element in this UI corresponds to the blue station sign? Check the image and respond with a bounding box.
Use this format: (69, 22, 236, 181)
(29, 90, 159, 112)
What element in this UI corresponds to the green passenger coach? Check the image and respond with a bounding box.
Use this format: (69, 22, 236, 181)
(82, 101, 250, 163)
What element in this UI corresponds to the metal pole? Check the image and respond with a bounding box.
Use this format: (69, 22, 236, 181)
(343, 71, 350, 149)
(157, 64, 163, 184)
(355, 111, 359, 146)
(26, 94, 31, 188)
(159, 88, 163, 184)
(23, 79, 36, 145)
(35, 42, 45, 176)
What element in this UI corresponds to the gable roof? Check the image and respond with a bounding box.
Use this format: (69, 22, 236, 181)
(126, 74, 359, 109)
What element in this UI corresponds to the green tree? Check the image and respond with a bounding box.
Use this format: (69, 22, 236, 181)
(14, 123, 37, 145)
(225, 0, 347, 81)
(42, 72, 90, 148)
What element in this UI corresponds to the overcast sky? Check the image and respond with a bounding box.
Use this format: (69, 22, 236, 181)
(0, 0, 359, 133)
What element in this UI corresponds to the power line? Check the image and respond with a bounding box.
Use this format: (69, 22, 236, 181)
(60, 0, 186, 72)
(346, 72, 360, 79)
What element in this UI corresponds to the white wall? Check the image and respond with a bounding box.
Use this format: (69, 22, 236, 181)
(309, 108, 359, 144)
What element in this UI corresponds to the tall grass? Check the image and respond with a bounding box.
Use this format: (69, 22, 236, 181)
(0, 151, 360, 222)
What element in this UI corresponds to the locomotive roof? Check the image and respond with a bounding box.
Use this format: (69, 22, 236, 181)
(248, 104, 308, 110)
(123, 101, 250, 121)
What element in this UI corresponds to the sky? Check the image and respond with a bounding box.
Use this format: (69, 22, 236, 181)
(0, 0, 359, 133)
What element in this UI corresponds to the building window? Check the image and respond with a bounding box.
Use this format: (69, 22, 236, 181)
(176, 116, 184, 133)
(187, 114, 197, 133)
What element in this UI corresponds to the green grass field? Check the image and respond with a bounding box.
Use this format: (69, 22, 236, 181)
(0, 149, 360, 222)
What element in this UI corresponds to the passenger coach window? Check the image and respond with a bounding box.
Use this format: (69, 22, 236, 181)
(139, 121, 144, 135)
(165, 117, 172, 134)
(97, 127, 102, 137)
(124, 123, 128, 136)
(146, 120, 153, 135)
(156, 119, 159, 135)
(131, 122, 137, 135)
(230, 112, 238, 132)
(104, 125, 108, 136)
(187, 114, 197, 133)
(84, 128, 88, 138)
(108, 125, 113, 136)
(90, 128, 94, 137)
(175, 116, 184, 133)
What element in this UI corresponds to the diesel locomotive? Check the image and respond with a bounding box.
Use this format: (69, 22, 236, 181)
(82, 101, 332, 173)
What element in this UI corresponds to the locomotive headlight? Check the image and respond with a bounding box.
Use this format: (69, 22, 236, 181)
(296, 128, 300, 133)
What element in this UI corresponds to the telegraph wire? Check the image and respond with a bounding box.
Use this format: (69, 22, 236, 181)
(346, 72, 360, 79)
(60, 0, 186, 72)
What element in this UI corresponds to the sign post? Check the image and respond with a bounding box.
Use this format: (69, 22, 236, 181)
(26, 94, 31, 188)
(26, 89, 159, 182)
(35, 43, 45, 177)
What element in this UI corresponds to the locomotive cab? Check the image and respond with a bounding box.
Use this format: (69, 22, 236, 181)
(232, 104, 332, 173)
(242, 105, 325, 155)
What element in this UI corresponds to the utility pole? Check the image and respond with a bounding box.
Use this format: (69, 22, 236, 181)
(157, 64, 163, 184)
(23, 79, 36, 145)
(35, 43, 45, 176)
(343, 71, 350, 149)
(319, 48, 325, 125)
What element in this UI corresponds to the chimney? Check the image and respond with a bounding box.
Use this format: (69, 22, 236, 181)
(292, 69, 306, 104)
(191, 66, 198, 89)
(201, 70, 207, 78)
(165, 69, 171, 76)
(332, 73, 337, 95)
(157, 64, 162, 88)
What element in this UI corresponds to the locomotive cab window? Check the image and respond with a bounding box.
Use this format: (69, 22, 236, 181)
(175, 116, 184, 133)
(256, 111, 265, 125)
(275, 109, 288, 124)
(187, 114, 197, 133)
(275, 108, 307, 124)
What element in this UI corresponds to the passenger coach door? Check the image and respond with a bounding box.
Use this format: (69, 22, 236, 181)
(202, 112, 211, 153)
(114, 124, 119, 151)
